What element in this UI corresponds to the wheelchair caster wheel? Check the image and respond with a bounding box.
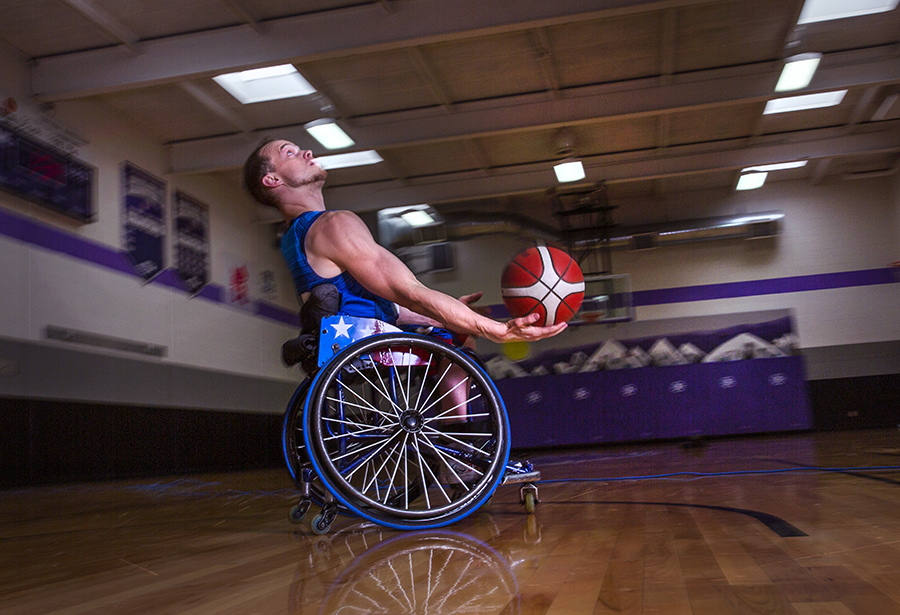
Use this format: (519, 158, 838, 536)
(310, 514, 331, 535)
(523, 491, 536, 514)
(520, 483, 539, 514)
(311, 504, 338, 535)
(289, 499, 312, 524)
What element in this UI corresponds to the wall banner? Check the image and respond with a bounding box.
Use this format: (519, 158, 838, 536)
(121, 162, 166, 281)
(172, 190, 210, 295)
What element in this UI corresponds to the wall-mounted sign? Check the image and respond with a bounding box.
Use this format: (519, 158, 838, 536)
(172, 190, 210, 295)
(0, 121, 95, 222)
(121, 162, 166, 281)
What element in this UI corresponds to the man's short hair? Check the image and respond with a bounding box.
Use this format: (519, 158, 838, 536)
(243, 137, 279, 208)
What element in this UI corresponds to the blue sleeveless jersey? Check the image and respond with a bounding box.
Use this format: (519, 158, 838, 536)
(280, 211, 398, 324)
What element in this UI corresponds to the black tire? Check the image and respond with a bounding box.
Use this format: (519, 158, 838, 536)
(303, 334, 510, 530)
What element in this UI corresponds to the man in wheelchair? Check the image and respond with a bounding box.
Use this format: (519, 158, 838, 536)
(244, 138, 566, 480)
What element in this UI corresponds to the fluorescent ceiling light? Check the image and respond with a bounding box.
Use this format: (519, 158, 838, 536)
(554, 159, 585, 183)
(798, 0, 899, 24)
(213, 64, 316, 104)
(775, 53, 822, 92)
(742, 160, 809, 173)
(304, 119, 355, 150)
(736, 172, 768, 191)
(316, 150, 383, 170)
(400, 210, 436, 227)
(763, 90, 847, 114)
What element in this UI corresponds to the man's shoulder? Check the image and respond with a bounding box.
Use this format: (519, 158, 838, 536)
(311, 209, 364, 233)
(306, 209, 368, 248)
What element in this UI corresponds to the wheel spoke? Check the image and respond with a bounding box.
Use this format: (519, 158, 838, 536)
(331, 380, 399, 424)
(383, 432, 410, 506)
(425, 391, 482, 424)
(414, 361, 452, 416)
(332, 429, 400, 468)
(347, 363, 404, 417)
(409, 434, 437, 509)
(363, 435, 405, 497)
(417, 433, 468, 497)
(419, 375, 471, 417)
(422, 424, 495, 459)
(410, 351, 434, 412)
(321, 418, 391, 441)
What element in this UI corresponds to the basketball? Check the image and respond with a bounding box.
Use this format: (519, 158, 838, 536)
(500, 246, 585, 326)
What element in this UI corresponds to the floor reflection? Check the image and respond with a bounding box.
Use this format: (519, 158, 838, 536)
(289, 514, 541, 614)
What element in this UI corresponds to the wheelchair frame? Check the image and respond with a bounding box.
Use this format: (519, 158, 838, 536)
(282, 315, 539, 533)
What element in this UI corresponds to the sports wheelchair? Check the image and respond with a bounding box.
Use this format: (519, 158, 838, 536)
(281, 309, 540, 535)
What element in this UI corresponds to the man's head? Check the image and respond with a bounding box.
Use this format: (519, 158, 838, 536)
(243, 138, 327, 208)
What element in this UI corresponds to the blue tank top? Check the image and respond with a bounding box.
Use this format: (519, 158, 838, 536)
(281, 211, 398, 324)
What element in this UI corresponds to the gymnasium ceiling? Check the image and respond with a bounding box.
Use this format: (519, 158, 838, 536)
(3, 0, 900, 227)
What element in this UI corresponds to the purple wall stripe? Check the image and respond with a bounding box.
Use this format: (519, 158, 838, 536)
(1, 206, 300, 327)
(632, 268, 896, 306)
(2, 206, 894, 325)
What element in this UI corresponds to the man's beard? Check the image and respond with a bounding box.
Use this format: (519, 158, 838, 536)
(286, 168, 327, 187)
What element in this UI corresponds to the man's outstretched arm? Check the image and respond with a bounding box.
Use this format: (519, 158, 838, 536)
(306, 210, 566, 344)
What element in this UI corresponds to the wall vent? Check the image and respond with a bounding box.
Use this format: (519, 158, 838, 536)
(45, 326, 167, 358)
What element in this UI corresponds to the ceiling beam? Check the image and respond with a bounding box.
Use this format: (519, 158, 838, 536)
(318, 123, 900, 211)
(178, 82, 254, 134)
(219, 0, 263, 34)
(32, 0, 709, 100)
(168, 52, 900, 174)
(59, 0, 141, 52)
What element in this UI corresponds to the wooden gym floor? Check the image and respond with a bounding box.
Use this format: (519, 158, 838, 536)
(3, 429, 900, 614)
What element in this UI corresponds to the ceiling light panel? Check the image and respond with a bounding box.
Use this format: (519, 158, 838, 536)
(213, 65, 316, 104)
(316, 150, 384, 170)
(763, 90, 847, 114)
(554, 160, 585, 183)
(304, 119, 355, 150)
(775, 54, 822, 92)
(797, 0, 899, 24)
(736, 172, 767, 190)
(742, 161, 809, 173)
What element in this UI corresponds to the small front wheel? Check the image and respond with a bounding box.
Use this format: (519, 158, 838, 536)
(523, 490, 536, 514)
(311, 513, 331, 535)
(289, 499, 312, 524)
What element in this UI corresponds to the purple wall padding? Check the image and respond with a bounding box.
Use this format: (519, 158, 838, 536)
(498, 355, 811, 448)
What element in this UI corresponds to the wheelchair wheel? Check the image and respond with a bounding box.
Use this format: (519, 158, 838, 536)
(303, 333, 511, 530)
(283, 379, 312, 486)
(283, 379, 347, 518)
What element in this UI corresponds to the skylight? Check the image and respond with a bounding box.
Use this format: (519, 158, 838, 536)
(736, 172, 768, 191)
(763, 90, 847, 114)
(797, 0, 899, 24)
(316, 150, 384, 170)
(775, 54, 821, 92)
(213, 64, 316, 104)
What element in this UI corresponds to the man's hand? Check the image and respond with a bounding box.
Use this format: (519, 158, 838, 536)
(485, 312, 568, 344)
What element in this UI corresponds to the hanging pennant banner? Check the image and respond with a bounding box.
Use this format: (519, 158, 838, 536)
(172, 190, 210, 295)
(121, 162, 166, 281)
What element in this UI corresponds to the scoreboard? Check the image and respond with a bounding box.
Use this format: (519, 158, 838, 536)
(0, 122, 95, 223)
